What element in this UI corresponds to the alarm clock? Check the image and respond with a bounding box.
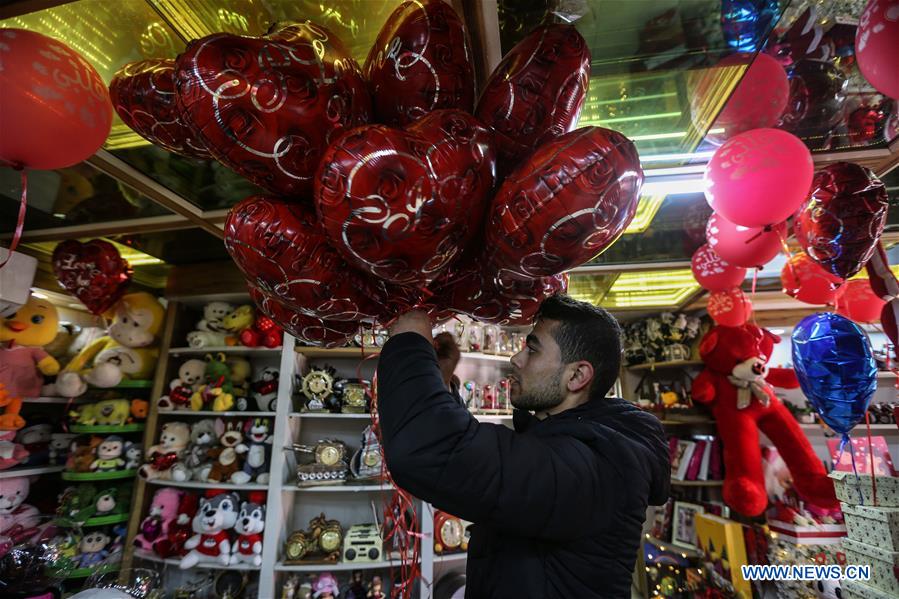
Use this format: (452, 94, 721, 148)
(284, 530, 312, 563)
(434, 511, 468, 554)
(350, 425, 383, 481)
(342, 524, 383, 562)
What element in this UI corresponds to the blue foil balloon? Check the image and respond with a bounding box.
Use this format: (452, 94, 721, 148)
(721, 0, 780, 52)
(791, 313, 877, 436)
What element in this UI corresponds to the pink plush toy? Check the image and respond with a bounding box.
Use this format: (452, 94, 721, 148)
(133, 487, 183, 553)
(0, 476, 40, 543)
(0, 431, 28, 470)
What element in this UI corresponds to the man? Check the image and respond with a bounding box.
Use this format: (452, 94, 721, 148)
(377, 295, 671, 598)
(434, 331, 462, 398)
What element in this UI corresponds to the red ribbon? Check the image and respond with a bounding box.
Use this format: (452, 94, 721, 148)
(0, 170, 27, 269)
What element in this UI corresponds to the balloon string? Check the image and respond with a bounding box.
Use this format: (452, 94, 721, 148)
(843, 433, 864, 506)
(0, 170, 27, 269)
(865, 411, 878, 506)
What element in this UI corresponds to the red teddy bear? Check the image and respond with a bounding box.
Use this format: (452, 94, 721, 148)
(692, 322, 838, 516)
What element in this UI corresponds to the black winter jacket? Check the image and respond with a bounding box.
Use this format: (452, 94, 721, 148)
(377, 333, 671, 599)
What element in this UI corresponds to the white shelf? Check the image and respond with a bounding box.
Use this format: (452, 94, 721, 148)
(168, 346, 282, 356)
(799, 423, 898, 432)
(433, 553, 468, 563)
(474, 414, 513, 423)
(133, 550, 261, 571)
(22, 396, 85, 404)
(460, 351, 512, 363)
(0, 464, 65, 479)
(275, 557, 419, 572)
(284, 483, 392, 493)
(158, 410, 276, 417)
(877, 371, 897, 379)
(291, 412, 372, 419)
(146, 479, 269, 491)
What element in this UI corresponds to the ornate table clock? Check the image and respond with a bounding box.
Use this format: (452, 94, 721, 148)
(284, 530, 312, 563)
(350, 425, 383, 481)
(309, 513, 343, 562)
(335, 378, 370, 413)
(434, 511, 468, 554)
(292, 439, 349, 486)
(300, 365, 337, 412)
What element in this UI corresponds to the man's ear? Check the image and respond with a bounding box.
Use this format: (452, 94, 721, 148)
(566, 361, 594, 393)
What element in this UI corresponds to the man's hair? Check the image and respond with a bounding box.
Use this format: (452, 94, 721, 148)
(535, 294, 622, 397)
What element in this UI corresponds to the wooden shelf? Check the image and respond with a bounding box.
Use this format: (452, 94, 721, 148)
(296, 347, 380, 358)
(0, 464, 65, 479)
(158, 410, 275, 417)
(147, 479, 268, 491)
(169, 346, 282, 356)
(627, 360, 703, 371)
(670, 479, 724, 487)
(134, 550, 261, 571)
(291, 412, 372, 419)
(285, 483, 392, 493)
(275, 556, 419, 572)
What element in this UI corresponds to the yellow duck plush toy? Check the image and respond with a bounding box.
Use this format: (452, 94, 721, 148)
(56, 292, 165, 396)
(0, 295, 61, 429)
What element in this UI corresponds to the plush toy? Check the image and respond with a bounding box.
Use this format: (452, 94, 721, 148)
(0, 431, 28, 470)
(0, 476, 40, 540)
(237, 313, 282, 349)
(14, 421, 51, 466)
(171, 418, 217, 482)
(230, 494, 265, 566)
(66, 436, 102, 472)
(95, 486, 129, 516)
(133, 486, 183, 553)
(56, 292, 165, 395)
(191, 353, 235, 412)
(232, 418, 271, 485)
(206, 419, 246, 483)
(92, 399, 132, 426)
(692, 323, 839, 516)
(131, 398, 149, 421)
(186, 301, 234, 348)
(180, 491, 240, 568)
(70, 403, 98, 426)
(251, 367, 279, 412)
(57, 484, 97, 525)
(228, 357, 253, 411)
(159, 359, 206, 411)
(90, 435, 126, 472)
(124, 442, 143, 469)
(222, 305, 256, 347)
(155, 490, 199, 558)
(0, 295, 61, 429)
(48, 432, 76, 466)
(312, 573, 341, 599)
(139, 421, 190, 480)
(75, 530, 111, 567)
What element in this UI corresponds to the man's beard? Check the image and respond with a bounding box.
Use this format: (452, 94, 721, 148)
(511, 368, 565, 411)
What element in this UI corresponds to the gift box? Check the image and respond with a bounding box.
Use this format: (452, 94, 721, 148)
(767, 530, 847, 599)
(767, 519, 846, 545)
(830, 471, 899, 507)
(840, 537, 899, 597)
(841, 502, 899, 551)
(843, 579, 898, 599)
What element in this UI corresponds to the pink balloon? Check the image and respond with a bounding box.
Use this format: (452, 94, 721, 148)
(856, 0, 899, 99)
(836, 278, 886, 323)
(706, 213, 786, 268)
(693, 52, 789, 146)
(704, 128, 813, 228)
(708, 288, 753, 327)
(691, 243, 747, 291)
(781, 253, 844, 305)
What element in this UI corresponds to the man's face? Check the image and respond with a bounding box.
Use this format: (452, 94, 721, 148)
(509, 319, 566, 411)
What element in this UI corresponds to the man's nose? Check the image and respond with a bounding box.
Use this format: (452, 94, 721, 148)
(510, 350, 524, 370)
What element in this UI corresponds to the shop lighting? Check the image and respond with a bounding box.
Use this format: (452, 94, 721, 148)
(30, 292, 48, 300)
(624, 195, 666, 235)
(640, 176, 707, 196)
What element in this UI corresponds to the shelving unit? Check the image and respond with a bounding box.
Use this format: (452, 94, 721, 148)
(627, 359, 704, 371)
(157, 410, 276, 418)
(670, 479, 724, 487)
(168, 346, 282, 356)
(0, 464, 65, 479)
(145, 479, 270, 491)
(134, 550, 261, 571)
(274, 557, 419, 572)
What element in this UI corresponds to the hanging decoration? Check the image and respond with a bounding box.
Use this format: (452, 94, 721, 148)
(691, 244, 747, 291)
(720, 0, 781, 53)
(707, 287, 753, 327)
(248, 285, 358, 348)
(780, 253, 844, 306)
(51, 240, 132, 316)
(706, 213, 786, 269)
(835, 279, 886, 324)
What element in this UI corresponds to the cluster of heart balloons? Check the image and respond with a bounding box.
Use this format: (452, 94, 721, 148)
(107, 0, 644, 346)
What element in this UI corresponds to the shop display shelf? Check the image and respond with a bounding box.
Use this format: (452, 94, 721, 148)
(0, 464, 65, 479)
(275, 556, 419, 572)
(285, 483, 392, 493)
(670, 479, 724, 487)
(433, 553, 468, 563)
(70, 423, 145, 434)
(147, 478, 268, 491)
(461, 351, 513, 363)
(877, 371, 897, 378)
(112, 380, 153, 389)
(64, 563, 119, 579)
(62, 469, 138, 482)
(168, 346, 282, 357)
(799, 423, 898, 432)
(291, 412, 372, 419)
(157, 410, 275, 418)
(22, 396, 87, 404)
(627, 360, 703, 371)
(133, 550, 261, 570)
(296, 347, 381, 358)
(82, 513, 131, 527)
(474, 414, 513, 423)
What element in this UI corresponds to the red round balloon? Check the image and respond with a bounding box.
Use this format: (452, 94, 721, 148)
(691, 243, 747, 291)
(706, 213, 786, 269)
(857, 0, 899, 99)
(248, 284, 357, 348)
(315, 109, 496, 287)
(485, 127, 643, 278)
(364, 0, 474, 126)
(52, 239, 132, 315)
(781, 253, 844, 305)
(704, 128, 814, 228)
(693, 52, 788, 145)
(475, 23, 591, 175)
(794, 162, 889, 280)
(175, 22, 371, 198)
(224, 195, 385, 322)
(110, 59, 211, 159)
(836, 278, 886, 323)
(707, 288, 753, 327)
(0, 29, 112, 170)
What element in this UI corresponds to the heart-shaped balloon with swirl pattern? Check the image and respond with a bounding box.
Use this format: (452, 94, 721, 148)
(175, 21, 371, 198)
(315, 109, 495, 288)
(248, 284, 358, 348)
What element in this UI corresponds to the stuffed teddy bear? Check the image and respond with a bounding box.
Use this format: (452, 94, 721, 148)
(56, 292, 165, 395)
(0, 476, 40, 539)
(180, 491, 240, 568)
(206, 419, 246, 483)
(171, 418, 217, 482)
(154, 490, 199, 558)
(692, 323, 839, 516)
(185, 301, 234, 348)
(158, 358, 206, 411)
(0, 431, 28, 470)
(230, 494, 265, 566)
(133, 486, 183, 553)
(191, 353, 235, 412)
(139, 422, 190, 481)
(0, 295, 61, 429)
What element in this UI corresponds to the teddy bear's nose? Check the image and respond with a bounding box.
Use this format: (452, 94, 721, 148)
(751, 361, 764, 375)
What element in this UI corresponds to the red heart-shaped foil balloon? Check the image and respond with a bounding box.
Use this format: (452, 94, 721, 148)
(175, 22, 371, 197)
(316, 109, 496, 287)
(248, 284, 358, 348)
(485, 126, 643, 278)
(364, 0, 474, 126)
(52, 239, 132, 315)
(794, 162, 888, 280)
(476, 24, 591, 175)
(224, 195, 385, 322)
(109, 59, 211, 159)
